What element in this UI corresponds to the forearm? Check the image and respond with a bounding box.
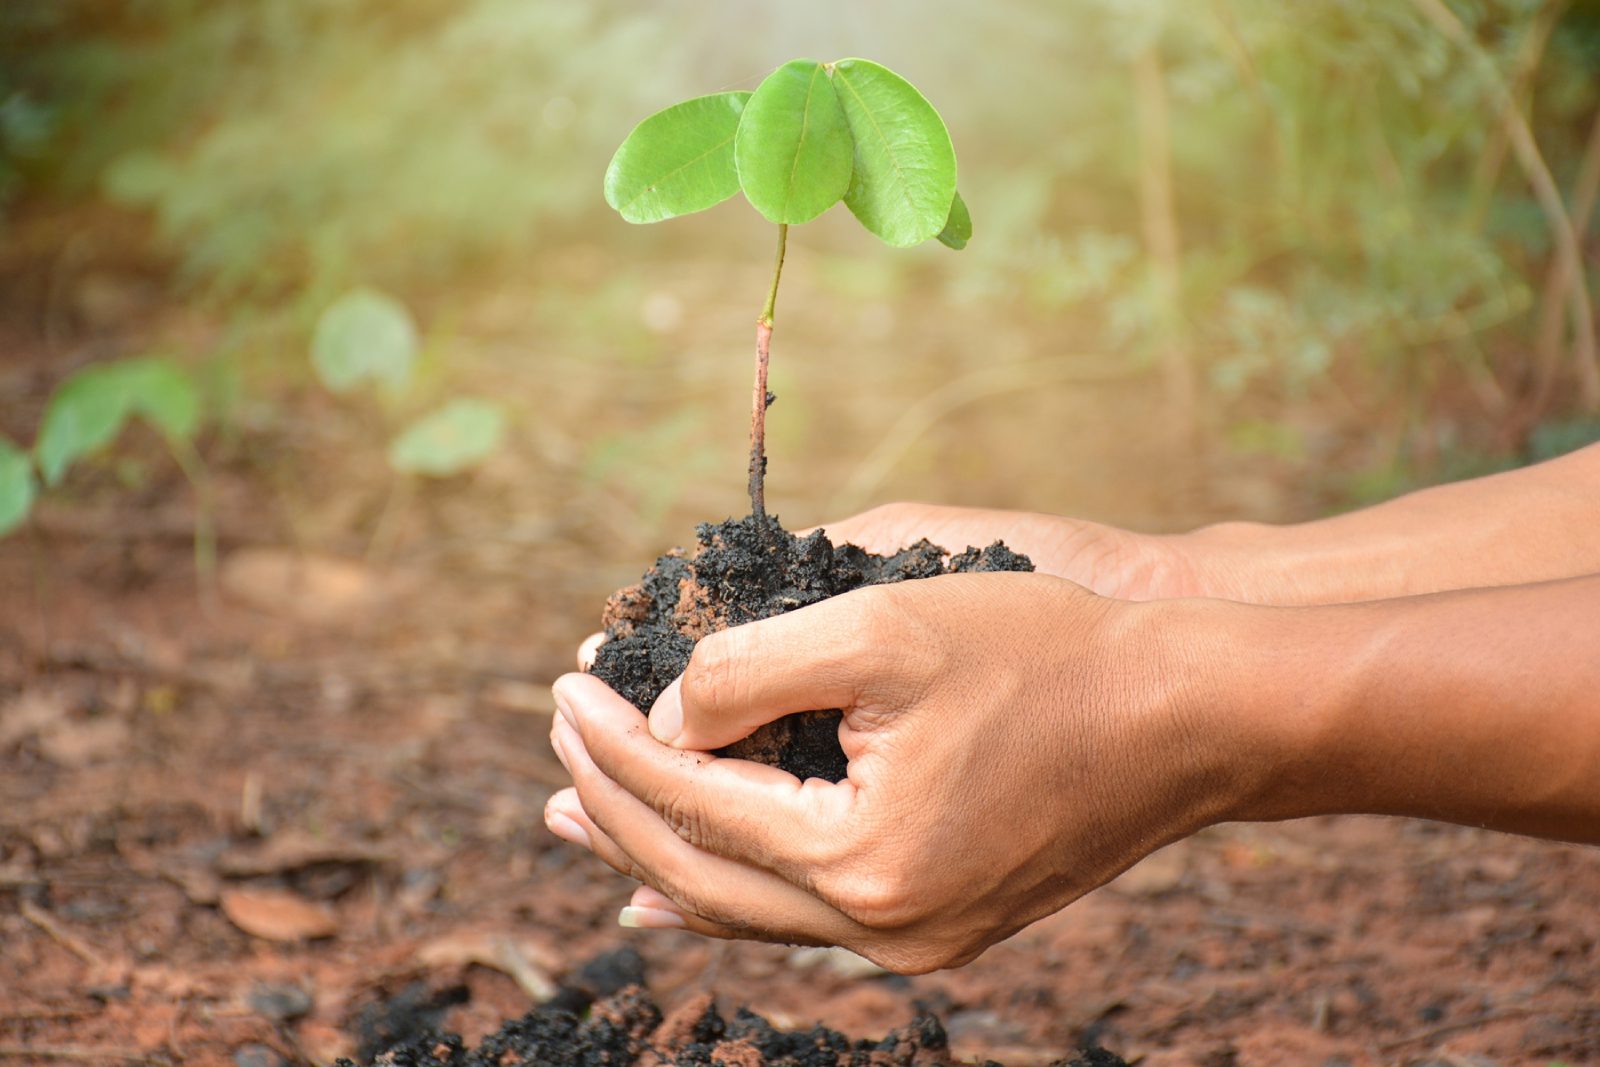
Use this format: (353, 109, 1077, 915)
(1188, 575, 1600, 843)
(1172, 443, 1600, 604)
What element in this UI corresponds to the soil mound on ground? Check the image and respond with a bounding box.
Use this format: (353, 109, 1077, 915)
(342, 983, 1127, 1066)
(589, 514, 1033, 780)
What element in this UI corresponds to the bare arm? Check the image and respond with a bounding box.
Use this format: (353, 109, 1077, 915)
(545, 569, 1600, 971)
(1220, 572, 1600, 841)
(1179, 441, 1600, 604)
(816, 442, 1600, 605)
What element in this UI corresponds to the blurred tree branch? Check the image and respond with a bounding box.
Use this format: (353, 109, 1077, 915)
(1410, 0, 1598, 410)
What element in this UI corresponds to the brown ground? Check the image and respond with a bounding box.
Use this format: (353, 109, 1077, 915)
(1, 218, 1596, 1066)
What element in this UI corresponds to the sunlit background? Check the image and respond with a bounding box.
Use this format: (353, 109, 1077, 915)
(4, 0, 1598, 578)
(2, 4, 1599, 1059)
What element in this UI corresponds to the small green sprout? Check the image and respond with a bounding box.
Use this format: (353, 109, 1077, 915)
(604, 58, 969, 522)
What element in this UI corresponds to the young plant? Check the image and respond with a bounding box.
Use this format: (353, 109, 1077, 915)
(604, 58, 969, 525)
(0, 355, 215, 591)
(310, 286, 507, 481)
(310, 286, 507, 559)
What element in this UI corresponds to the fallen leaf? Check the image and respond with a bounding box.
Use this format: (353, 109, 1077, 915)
(417, 930, 559, 1000)
(215, 830, 396, 878)
(220, 886, 339, 942)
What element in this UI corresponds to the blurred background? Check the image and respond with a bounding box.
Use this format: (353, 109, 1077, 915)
(3, 0, 1599, 573)
(3, 4, 1600, 1060)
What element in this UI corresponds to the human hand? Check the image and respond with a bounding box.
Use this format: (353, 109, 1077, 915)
(803, 501, 1214, 600)
(544, 573, 1256, 972)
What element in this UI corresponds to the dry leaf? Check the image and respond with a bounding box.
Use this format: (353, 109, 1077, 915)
(220, 886, 339, 941)
(216, 830, 396, 878)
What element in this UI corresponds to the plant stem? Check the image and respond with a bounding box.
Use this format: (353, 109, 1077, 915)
(166, 435, 217, 614)
(749, 223, 787, 524)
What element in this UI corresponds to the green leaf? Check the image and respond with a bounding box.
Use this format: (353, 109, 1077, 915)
(35, 357, 202, 487)
(388, 398, 506, 477)
(120, 358, 200, 441)
(0, 437, 36, 537)
(735, 60, 854, 225)
(311, 287, 418, 395)
(831, 59, 957, 248)
(36, 365, 135, 487)
(936, 190, 972, 250)
(605, 92, 752, 224)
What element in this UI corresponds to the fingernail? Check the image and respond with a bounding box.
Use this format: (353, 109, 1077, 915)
(618, 906, 686, 930)
(546, 811, 591, 850)
(552, 679, 578, 730)
(647, 680, 683, 745)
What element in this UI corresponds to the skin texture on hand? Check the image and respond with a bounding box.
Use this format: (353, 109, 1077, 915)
(546, 445, 1600, 971)
(802, 502, 1208, 600)
(547, 574, 1255, 973)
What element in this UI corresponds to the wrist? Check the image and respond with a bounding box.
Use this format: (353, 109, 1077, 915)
(1132, 595, 1364, 826)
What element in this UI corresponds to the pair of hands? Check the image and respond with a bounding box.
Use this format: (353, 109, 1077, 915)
(543, 504, 1254, 972)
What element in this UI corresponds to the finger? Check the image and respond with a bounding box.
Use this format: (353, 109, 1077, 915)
(645, 587, 908, 750)
(577, 632, 605, 671)
(554, 672, 851, 885)
(546, 787, 757, 939)
(550, 714, 862, 948)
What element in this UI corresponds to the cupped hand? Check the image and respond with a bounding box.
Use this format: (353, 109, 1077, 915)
(544, 572, 1254, 973)
(803, 501, 1212, 600)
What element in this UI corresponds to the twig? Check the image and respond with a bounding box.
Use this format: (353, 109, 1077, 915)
(1530, 105, 1600, 419)
(18, 901, 110, 972)
(1411, 0, 1600, 407)
(1379, 1006, 1540, 1051)
(1133, 44, 1197, 444)
(492, 937, 559, 1002)
(0, 1047, 153, 1064)
(1464, 1, 1568, 229)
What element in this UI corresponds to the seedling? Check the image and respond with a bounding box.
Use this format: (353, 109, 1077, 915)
(0, 356, 214, 582)
(604, 58, 969, 524)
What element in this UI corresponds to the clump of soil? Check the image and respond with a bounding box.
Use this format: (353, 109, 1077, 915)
(341, 984, 1128, 1066)
(590, 514, 1033, 781)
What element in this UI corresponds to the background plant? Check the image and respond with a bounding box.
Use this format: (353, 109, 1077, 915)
(2, 0, 1598, 529)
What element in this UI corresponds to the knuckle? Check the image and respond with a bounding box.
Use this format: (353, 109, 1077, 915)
(682, 633, 746, 717)
(656, 786, 711, 850)
(829, 870, 921, 930)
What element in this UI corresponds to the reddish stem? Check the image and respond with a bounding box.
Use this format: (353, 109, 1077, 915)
(749, 318, 772, 523)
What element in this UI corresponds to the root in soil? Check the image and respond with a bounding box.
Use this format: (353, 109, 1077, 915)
(589, 514, 1032, 780)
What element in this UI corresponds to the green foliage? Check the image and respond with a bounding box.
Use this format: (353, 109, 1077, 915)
(832, 59, 958, 247)
(35, 357, 200, 487)
(607, 57, 964, 250)
(389, 398, 507, 477)
(937, 190, 972, 250)
(605, 93, 752, 224)
(308, 288, 505, 477)
(311, 288, 419, 395)
(735, 60, 854, 225)
(0, 437, 36, 536)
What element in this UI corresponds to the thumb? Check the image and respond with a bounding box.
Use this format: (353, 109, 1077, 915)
(648, 589, 889, 750)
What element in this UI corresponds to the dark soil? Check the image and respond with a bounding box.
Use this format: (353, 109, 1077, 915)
(339, 960, 1128, 1066)
(588, 514, 1033, 781)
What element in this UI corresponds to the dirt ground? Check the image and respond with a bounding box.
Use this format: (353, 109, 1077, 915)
(1, 230, 1597, 1066)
